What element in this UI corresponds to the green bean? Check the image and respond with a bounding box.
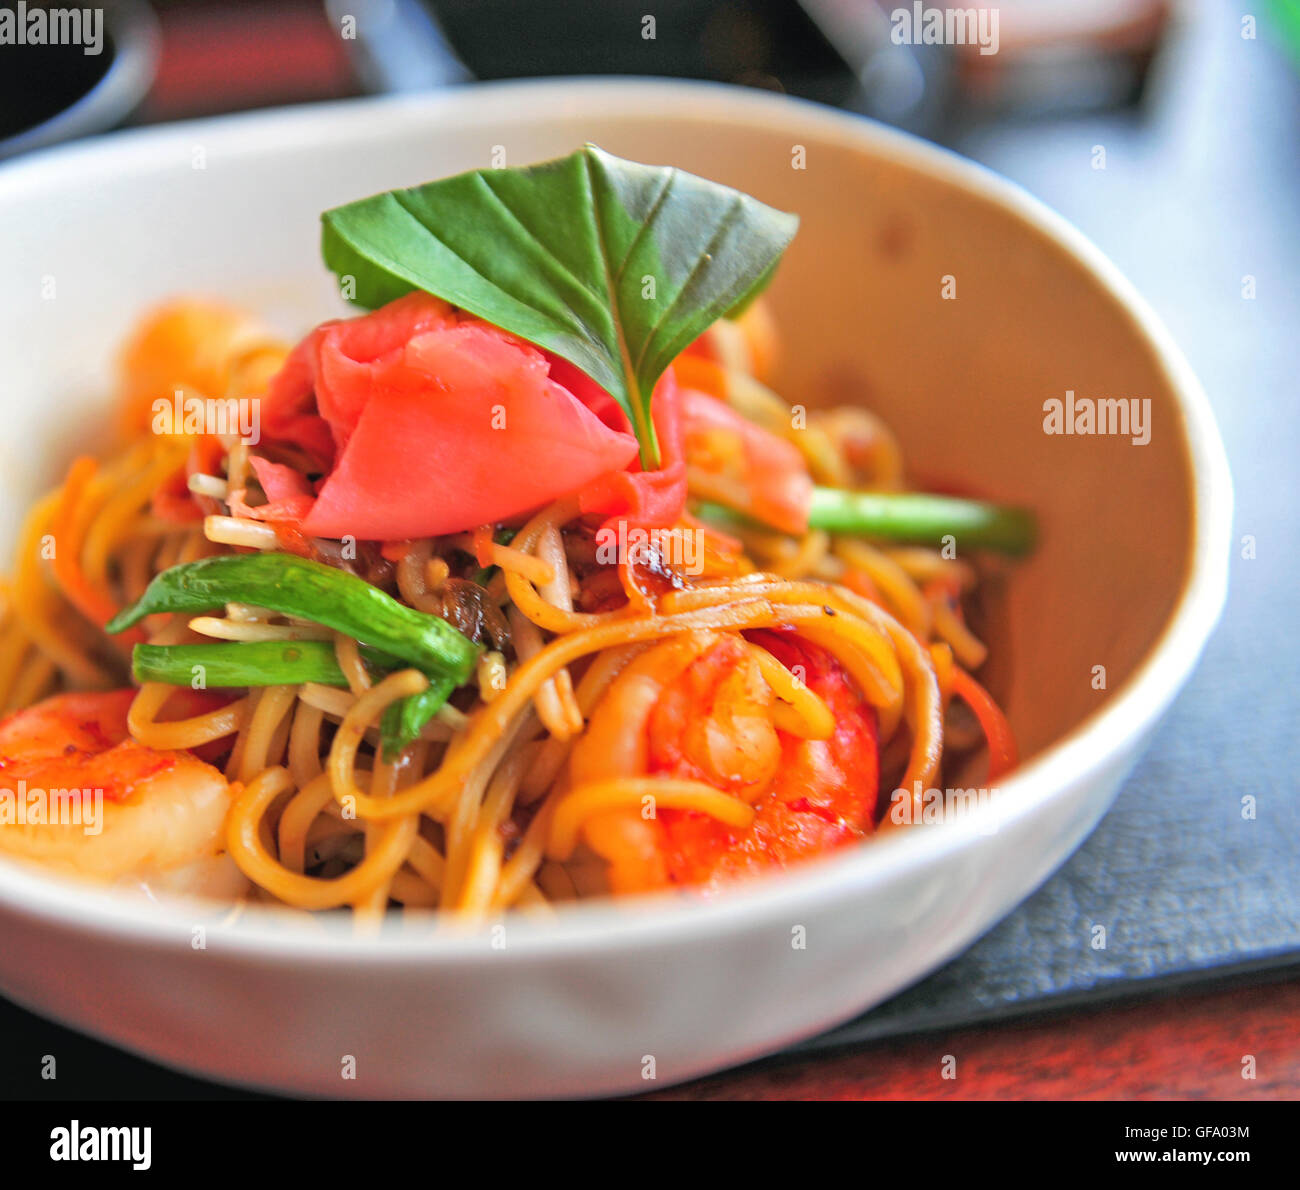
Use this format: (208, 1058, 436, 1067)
(107, 554, 479, 682)
(131, 640, 400, 688)
(698, 489, 1037, 556)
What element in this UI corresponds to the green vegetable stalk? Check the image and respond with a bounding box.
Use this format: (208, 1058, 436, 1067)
(131, 640, 400, 689)
(698, 491, 1036, 556)
(805, 488, 1037, 556)
(109, 555, 481, 755)
(380, 676, 460, 760)
(107, 554, 480, 681)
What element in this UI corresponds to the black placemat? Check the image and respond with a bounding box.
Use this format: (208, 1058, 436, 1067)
(1, 9, 1296, 1099)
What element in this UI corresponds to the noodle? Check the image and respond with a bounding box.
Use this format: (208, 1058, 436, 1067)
(204, 515, 279, 550)
(128, 682, 249, 751)
(475, 650, 508, 701)
(332, 632, 372, 697)
(288, 698, 326, 788)
(236, 683, 297, 783)
(190, 616, 332, 643)
(547, 779, 757, 861)
(225, 767, 419, 911)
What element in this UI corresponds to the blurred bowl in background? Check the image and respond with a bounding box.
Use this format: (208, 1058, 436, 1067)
(0, 0, 159, 161)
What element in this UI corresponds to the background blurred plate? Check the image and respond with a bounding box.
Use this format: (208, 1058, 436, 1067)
(0, 0, 159, 160)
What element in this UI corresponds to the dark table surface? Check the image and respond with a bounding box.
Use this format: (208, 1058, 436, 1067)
(1, 2, 1296, 1100)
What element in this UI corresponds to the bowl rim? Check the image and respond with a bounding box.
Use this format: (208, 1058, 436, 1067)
(0, 76, 1233, 962)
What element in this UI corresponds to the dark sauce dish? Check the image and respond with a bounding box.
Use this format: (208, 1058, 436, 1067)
(0, 0, 158, 161)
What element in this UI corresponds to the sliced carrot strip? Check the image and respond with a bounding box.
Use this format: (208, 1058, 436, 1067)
(48, 457, 138, 638)
(950, 666, 1018, 781)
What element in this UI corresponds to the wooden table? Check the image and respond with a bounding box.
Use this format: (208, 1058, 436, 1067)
(649, 978, 1300, 1099)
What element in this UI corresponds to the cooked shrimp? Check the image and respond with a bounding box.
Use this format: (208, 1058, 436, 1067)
(118, 298, 278, 435)
(0, 690, 248, 897)
(567, 630, 879, 894)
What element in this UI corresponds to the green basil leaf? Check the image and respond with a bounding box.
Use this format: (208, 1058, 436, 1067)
(320, 144, 798, 468)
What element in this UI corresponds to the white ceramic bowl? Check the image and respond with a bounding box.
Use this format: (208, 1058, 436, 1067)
(0, 80, 1231, 1098)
